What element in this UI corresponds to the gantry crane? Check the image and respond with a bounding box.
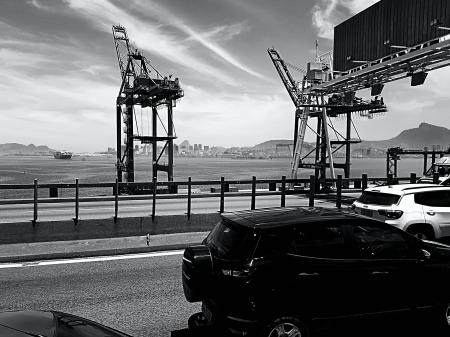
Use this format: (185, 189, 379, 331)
(268, 47, 387, 186)
(112, 25, 183, 191)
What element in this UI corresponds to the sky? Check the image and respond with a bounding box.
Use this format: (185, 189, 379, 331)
(1, 0, 450, 152)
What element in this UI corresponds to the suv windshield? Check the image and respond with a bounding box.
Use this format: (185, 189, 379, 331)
(358, 191, 400, 205)
(205, 220, 258, 260)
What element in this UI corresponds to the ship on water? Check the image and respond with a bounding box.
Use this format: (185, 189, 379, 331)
(53, 151, 72, 159)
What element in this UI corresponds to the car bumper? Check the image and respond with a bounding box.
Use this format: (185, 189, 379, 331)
(202, 300, 259, 336)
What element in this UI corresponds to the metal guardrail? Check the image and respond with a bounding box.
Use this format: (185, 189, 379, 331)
(0, 172, 432, 224)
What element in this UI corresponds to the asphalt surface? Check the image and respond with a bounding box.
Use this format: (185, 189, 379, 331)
(0, 251, 199, 337)
(0, 194, 342, 223)
(1, 250, 446, 337)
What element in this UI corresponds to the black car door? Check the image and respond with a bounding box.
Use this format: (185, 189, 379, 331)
(285, 221, 363, 319)
(348, 219, 424, 316)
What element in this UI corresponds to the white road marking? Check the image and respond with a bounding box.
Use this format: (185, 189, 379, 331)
(0, 250, 184, 269)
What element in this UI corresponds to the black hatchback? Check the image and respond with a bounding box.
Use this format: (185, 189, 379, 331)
(182, 207, 450, 337)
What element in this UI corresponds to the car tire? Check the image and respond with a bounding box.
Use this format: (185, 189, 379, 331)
(407, 226, 435, 241)
(259, 316, 309, 337)
(188, 312, 209, 330)
(439, 302, 450, 332)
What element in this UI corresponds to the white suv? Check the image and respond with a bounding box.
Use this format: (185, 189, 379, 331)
(352, 184, 450, 241)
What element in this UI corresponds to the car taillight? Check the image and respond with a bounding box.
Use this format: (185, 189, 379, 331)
(378, 209, 403, 219)
(221, 268, 251, 278)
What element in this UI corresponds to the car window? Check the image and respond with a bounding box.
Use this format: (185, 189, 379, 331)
(358, 191, 400, 205)
(414, 190, 450, 207)
(55, 312, 130, 337)
(352, 224, 412, 259)
(291, 223, 350, 259)
(254, 231, 293, 257)
(205, 220, 258, 260)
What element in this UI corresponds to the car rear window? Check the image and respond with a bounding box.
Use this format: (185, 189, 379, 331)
(205, 220, 258, 260)
(358, 191, 400, 206)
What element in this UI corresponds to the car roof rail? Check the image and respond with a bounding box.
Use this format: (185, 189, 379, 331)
(401, 185, 448, 192)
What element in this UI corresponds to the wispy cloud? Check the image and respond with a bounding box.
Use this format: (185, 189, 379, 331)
(61, 0, 264, 84)
(145, 4, 265, 80)
(175, 85, 293, 146)
(200, 22, 249, 41)
(0, 48, 117, 151)
(312, 0, 378, 39)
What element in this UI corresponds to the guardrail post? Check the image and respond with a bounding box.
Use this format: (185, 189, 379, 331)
(49, 187, 58, 198)
(281, 176, 286, 207)
(187, 177, 192, 220)
(336, 175, 342, 209)
(32, 179, 38, 225)
(362, 174, 368, 191)
(74, 178, 79, 224)
(433, 172, 439, 184)
(387, 173, 393, 185)
(220, 177, 225, 213)
(410, 173, 417, 184)
(152, 178, 156, 221)
(251, 176, 256, 210)
(114, 178, 119, 223)
(309, 175, 315, 207)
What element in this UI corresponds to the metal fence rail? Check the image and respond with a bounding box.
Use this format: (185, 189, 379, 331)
(0, 172, 432, 224)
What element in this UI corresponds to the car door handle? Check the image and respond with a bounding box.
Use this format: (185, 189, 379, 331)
(298, 272, 319, 277)
(371, 271, 389, 275)
(427, 211, 435, 216)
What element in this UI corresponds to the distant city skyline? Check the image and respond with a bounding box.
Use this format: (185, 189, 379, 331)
(1, 0, 450, 152)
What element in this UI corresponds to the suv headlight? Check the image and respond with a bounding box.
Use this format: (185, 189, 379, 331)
(378, 209, 403, 219)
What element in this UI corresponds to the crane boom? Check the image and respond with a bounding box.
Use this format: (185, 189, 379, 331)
(267, 48, 303, 107)
(112, 25, 133, 81)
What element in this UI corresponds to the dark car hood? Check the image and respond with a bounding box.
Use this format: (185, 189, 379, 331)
(0, 311, 56, 337)
(423, 240, 450, 256)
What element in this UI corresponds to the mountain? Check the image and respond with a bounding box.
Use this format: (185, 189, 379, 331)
(252, 139, 315, 157)
(252, 140, 294, 151)
(251, 123, 450, 158)
(0, 143, 55, 155)
(356, 123, 450, 151)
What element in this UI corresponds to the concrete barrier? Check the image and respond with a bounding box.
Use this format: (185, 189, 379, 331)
(0, 213, 221, 244)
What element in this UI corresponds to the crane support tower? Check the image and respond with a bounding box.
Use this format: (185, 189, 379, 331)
(112, 25, 183, 191)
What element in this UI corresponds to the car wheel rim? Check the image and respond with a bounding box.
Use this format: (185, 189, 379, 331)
(446, 304, 450, 326)
(268, 322, 302, 337)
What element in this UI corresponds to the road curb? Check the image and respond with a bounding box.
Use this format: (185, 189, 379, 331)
(0, 242, 199, 263)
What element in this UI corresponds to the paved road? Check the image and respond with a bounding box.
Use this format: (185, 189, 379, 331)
(0, 250, 198, 337)
(0, 250, 444, 337)
(0, 194, 339, 223)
